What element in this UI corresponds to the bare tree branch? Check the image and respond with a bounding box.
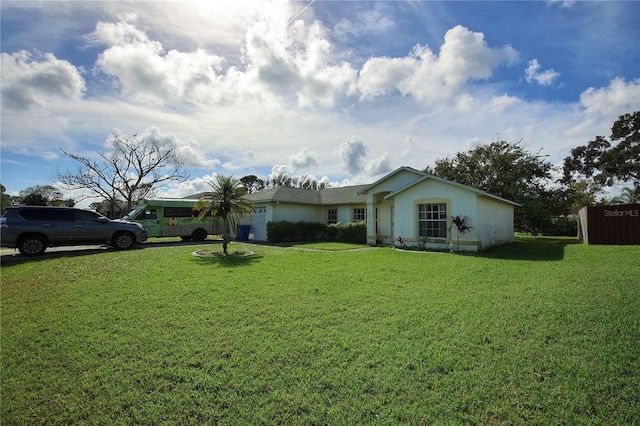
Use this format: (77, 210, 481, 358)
(55, 131, 189, 217)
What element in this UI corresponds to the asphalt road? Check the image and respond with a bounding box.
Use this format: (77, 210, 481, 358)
(0, 239, 223, 263)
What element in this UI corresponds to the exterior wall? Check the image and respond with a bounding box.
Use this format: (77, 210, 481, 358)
(247, 203, 366, 241)
(329, 204, 367, 224)
(476, 196, 515, 249)
(271, 203, 323, 223)
(392, 179, 479, 251)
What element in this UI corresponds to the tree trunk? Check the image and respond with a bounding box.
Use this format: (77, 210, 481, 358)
(222, 219, 229, 255)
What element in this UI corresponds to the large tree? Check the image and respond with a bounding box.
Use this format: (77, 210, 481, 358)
(195, 175, 254, 255)
(563, 111, 640, 192)
(240, 175, 265, 194)
(425, 140, 568, 233)
(56, 132, 188, 217)
(1, 184, 14, 213)
(15, 185, 74, 206)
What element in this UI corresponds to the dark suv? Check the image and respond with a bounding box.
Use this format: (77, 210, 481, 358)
(0, 206, 148, 256)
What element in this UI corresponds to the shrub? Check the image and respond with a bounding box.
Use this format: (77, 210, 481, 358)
(266, 221, 366, 244)
(266, 221, 290, 243)
(335, 221, 366, 244)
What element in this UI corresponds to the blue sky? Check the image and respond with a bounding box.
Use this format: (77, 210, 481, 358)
(1, 0, 639, 206)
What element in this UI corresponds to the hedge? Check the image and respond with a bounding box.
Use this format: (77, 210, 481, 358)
(266, 221, 366, 244)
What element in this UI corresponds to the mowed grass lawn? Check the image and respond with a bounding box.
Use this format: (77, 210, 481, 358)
(1, 237, 638, 425)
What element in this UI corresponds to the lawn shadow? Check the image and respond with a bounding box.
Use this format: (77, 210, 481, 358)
(0, 246, 130, 267)
(190, 250, 263, 267)
(476, 236, 583, 261)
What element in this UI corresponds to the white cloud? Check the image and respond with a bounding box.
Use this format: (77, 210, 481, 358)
(1, 50, 86, 110)
(365, 152, 393, 176)
(337, 135, 368, 175)
(579, 77, 640, 118)
(358, 56, 415, 100)
(162, 172, 218, 199)
(490, 94, 522, 112)
(84, 14, 150, 47)
(88, 17, 228, 106)
(176, 138, 221, 170)
(288, 147, 318, 170)
(358, 25, 517, 104)
(525, 59, 561, 86)
(244, 13, 357, 107)
(334, 3, 395, 37)
(83, 5, 359, 109)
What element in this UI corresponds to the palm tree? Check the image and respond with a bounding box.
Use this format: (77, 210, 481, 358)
(449, 215, 473, 252)
(195, 175, 254, 255)
(610, 187, 639, 205)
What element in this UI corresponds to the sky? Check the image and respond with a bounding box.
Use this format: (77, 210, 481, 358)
(1, 0, 639, 207)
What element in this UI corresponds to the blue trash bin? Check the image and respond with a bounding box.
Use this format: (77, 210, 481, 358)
(236, 225, 251, 241)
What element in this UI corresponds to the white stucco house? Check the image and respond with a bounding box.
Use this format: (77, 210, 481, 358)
(243, 166, 519, 251)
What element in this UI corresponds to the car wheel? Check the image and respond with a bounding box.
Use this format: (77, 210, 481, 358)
(112, 232, 135, 250)
(17, 234, 47, 256)
(192, 229, 207, 242)
(180, 236, 193, 242)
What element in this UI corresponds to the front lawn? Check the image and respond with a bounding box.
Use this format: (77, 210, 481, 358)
(1, 238, 638, 424)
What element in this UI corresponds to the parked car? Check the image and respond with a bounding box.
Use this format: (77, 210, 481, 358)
(0, 206, 148, 256)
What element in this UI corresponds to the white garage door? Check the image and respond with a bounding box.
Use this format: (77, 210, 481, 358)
(250, 208, 267, 241)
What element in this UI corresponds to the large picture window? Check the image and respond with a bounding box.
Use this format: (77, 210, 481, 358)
(418, 203, 447, 238)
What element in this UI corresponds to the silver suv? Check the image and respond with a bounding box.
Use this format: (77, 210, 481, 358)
(0, 206, 148, 256)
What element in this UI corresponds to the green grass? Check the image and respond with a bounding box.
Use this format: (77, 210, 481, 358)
(2, 238, 639, 424)
(273, 241, 370, 251)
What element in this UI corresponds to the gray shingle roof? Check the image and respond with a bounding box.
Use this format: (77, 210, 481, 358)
(244, 185, 368, 205)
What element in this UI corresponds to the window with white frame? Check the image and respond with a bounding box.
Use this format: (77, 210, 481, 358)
(418, 203, 447, 238)
(328, 208, 337, 224)
(353, 207, 366, 222)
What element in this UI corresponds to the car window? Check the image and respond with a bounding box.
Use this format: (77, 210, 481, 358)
(74, 210, 101, 222)
(18, 208, 73, 221)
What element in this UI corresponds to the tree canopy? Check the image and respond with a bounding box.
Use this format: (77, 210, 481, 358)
(424, 140, 568, 233)
(1, 184, 14, 213)
(13, 185, 75, 207)
(240, 175, 265, 194)
(563, 111, 640, 194)
(56, 132, 188, 217)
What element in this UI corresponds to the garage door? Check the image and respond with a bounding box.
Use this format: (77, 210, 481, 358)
(250, 208, 267, 241)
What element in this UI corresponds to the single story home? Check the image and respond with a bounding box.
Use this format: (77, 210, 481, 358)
(242, 166, 519, 251)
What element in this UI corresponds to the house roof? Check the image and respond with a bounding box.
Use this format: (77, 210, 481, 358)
(243, 185, 368, 206)
(357, 166, 425, 195)
(359, 166, 520, 207)
(385, 174, 521, 206)
(185, 166, 519, 208)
